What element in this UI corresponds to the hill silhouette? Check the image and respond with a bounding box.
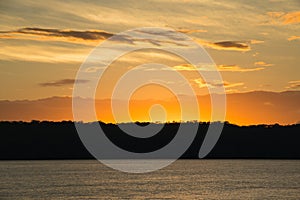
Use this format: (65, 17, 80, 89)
(0, 121, 299, 159)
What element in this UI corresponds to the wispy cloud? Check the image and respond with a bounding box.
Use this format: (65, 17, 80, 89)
(39, 79, 89, 87)
(266, 11, 300, 25)
(250, 40, 264, 44)
(0, 27, 191, 47)
(288, 35, 300, 41)
(254, 61, 274, 67)
(170, 64, 264, 72)
(281, 11, 300, 24)
(173, 64, 198, 71)
(0, 27, 113, 44)
(0, 43, 90, 63)
(84, 66, 105, 73)
(286, 80, 300, 89)
(0, 35, 186, 64)
(0, 27, 266, 55)
(218, 65, 265, 72)
(176, 28, 207, 34)
(194, 78, 244, 89)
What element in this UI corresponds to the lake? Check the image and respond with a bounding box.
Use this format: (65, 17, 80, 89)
(0, 160, 299, 199)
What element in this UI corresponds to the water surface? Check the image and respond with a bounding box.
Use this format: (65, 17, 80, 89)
(0, 160, 299, 199)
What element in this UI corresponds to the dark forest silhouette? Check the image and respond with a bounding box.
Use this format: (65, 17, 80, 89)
(0, 121, 299, 159)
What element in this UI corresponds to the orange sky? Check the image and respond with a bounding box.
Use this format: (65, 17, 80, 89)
(0, 91, 299, 125)
(0, 1, 300, 124)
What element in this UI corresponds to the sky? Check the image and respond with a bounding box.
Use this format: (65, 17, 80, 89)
(0, 0, 300, 124)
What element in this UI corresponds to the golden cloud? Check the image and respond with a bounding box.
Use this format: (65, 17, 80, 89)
(288, 36, 300, 41)
(176, 28, 207, 34)
(286, 80, 300, 89)
(0, 44, 90, 63)
(250, 40, 264, 44)
(173, 64, 198, 71)
(282, 11, 300, 24)
(254, 61, 274, 67)
(171, 64, 264, 72)
(194, 78, 244, 89)
(267, 11, 300, 25)
(217, 65, 264, 72)
(267, 12, 285, 18)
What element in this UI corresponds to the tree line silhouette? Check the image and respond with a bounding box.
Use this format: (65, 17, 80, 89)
(0, 121, 299, 159)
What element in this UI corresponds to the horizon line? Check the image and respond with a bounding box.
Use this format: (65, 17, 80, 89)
(1, 120, 299, 127)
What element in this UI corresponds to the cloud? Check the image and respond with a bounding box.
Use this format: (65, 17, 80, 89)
(254, 61, 274, 67)
(217, 65, 264, 72)
(176, 28, 207, 34)
(119, 28, 190, 47)
(267, 11, 285, 18)
(173, 64, 198, 71)
(2, 27, 185, 48)
(223, 81, 245, 88)
(0, 27, 113, 44)
(213, 41, 250, 51)
(194, 78, 244, 88)
(266, 11, 300, 25)
(84, 66, 105, 73)
(286, 80, 300, 89)
(288, 36, 300, 41)
(170, 64, 264, 72)
(0, 32, 186, 63)
(250, 40, 264, 44)
(0, 43, 90, 63)
(282, 11, 300, 24)
(196, 39, 251, 51)
(39, 79, 89, 87)
(0, 27, 263, 54)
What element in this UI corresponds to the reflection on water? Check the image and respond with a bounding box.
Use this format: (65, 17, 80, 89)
(0, 160, 299, 199)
